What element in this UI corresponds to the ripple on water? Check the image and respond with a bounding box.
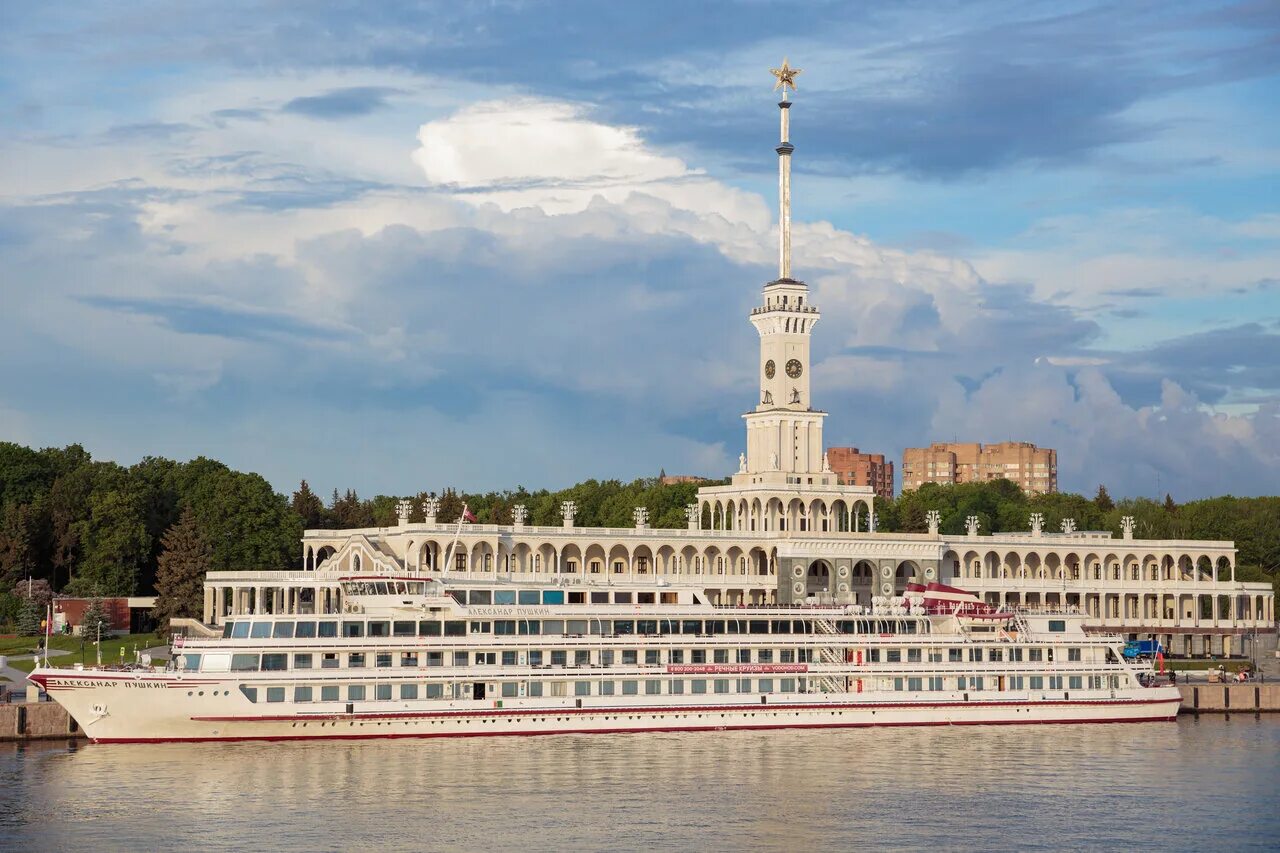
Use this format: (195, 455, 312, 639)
(1, 717, 1278, 852)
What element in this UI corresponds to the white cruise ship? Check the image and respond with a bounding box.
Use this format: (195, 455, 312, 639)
(30, 576, 1180, 742)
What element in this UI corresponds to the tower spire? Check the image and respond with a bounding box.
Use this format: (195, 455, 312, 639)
(769, 58, 801, 281)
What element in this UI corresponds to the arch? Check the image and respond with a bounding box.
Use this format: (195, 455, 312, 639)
(315, 546, 337, 570)
(584, 543, 607, 575)
(633, 543, 654, 575)
(560, 542, 583, 574)
(894, 560, 920, 592)
(806, 559, 832, 595)
(607, 543, 630, 575)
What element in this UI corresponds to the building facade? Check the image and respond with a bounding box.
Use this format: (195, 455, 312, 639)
(903, 441, 1057, 495)
(202, 69, 1274, 658)
(826, 447, 894, 500)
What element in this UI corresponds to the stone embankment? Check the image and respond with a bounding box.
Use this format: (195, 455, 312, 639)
(0, 701, 83, 741)
(1178, 683, 1280, 714)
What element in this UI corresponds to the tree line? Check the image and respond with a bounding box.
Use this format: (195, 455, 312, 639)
(1, 441, 1276, 632)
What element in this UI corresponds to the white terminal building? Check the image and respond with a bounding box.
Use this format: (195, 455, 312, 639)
(204, 74, 1275, 660)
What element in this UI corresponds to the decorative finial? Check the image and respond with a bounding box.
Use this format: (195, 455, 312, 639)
(1060, 518, 1077, 535)
(966, 515, 981, 537)
(770, 58, 802, 97)
(1029, 512, 1044, 536)
(926, 509, 941, 535)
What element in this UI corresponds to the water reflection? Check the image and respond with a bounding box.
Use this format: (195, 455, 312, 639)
(2, 718, 1277, 851)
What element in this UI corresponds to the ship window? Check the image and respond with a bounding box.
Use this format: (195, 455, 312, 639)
(425, 652, 444, 667)
(261, 654, 287, 671)
(1067, 648, 1082, 661)
(714, 649, 729, 664)
(551, 650, 567, 667)
(401, 652, 419, 667)
(780, 678, 796, 692)
(342, 621, 364, 638)
(770, 620, 790, 634)
(453, 652, 468, 666)
(231, 654, 260, 671)
(374, 582, 389, 595)
(348, 653, 365, 668)
(295, 622, 316, 638)
(737, 679, 752, 693)
(759, 679, 774, 693)
(368, 621, 390, 637)
(266, 687, 285, 703)
(1069, 676, 1083, 690)
(502, 651, 517, 666)
(646, 650, 660, 665)
(529, 681, 545, 697)
(425, 684, 444, 699)
(622, 650, 638, 665)
(376, 653, 392, 668)
(393, 621, 415, 637)
(569, 592, 586, 604)
(637, 620, 657, 635)
(737, 649, 751, 663)
(250, 622, 271, 639)
(294, 654, 312, 669)
(272, 622, 294, 639)
(222, 623, 234, 638)
(907, 677, 922, 691)
(495, 620, 516, 636)
(318, 621, 338, 638)
(614, 592, 632, 604)
(321, 685, 339, 702)
(758, 650, 773, 663)
(294, 686, 312, 703)
(179, 654, 201, 672)
(684, 620, 703, 635)
(575, 682, 591, 696)
(322, 653, 338, 669)
(238, 685, 258, 702)
(636, 592, 654, 605)
(494, 590, 517, 605)
(1029, 649, 1043, 662)
(599, 650, 614, 666)
(615, 621, 634, 635)
(866, 649, 880, 663)
(375, 684, 392, 701)
(1048, 620, 1066, 632)
(669, 680, 684, 695)
(969, 648, 983, 662)
(591, 592, 609, 604)
(519, 620, 540, 636)
(622, 681, 638, 695)
(470, 590, 492, 605)
(542, 590, 565, 605)
(444, 621, 466, 637)
(707, 621, 726, 635)
(347, 685, 366, 701)
(448, 591, 467, 605)
(646, 680, 661, 695)
(518, 590, 540, 605)
(1029, 676, 1044, 690)
(470, 621, 491, 634)
(714, 679, 730, 694)
(575, 650, 589, 666)
(929, 677, 944, 691)
(1009, 648, 1023, 662)
(419, 621, 442, 636)
(691, 680, 707, 694)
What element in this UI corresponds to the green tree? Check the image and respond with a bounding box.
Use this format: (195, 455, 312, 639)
(0, 502, 38, 588)
(16, 596, 41, 637)
(80, 597, 112, 639)
(151, 508, 213, 634)
(291, 480, 326, 529)
(67, 478, 150, 596)
(1093, 485, 1115, 513)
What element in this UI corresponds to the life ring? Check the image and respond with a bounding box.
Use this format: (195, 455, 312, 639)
(792, 564, 804, 578)
(837, 565, 849, 578)
(880, 565, 892, 578)
(837, 582, 849, 593)
(925, 566, 937, 580)
(792, 581, 804, 596)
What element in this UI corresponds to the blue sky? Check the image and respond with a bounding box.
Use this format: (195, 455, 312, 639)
(1, 1, 1278, 500)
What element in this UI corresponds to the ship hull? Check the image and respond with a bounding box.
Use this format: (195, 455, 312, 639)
(31, 670, 1181, 743)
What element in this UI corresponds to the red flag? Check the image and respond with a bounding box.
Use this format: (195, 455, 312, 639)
(463, 508, 477, 523)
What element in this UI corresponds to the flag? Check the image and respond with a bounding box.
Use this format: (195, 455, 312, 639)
(462, 508, 478, 523)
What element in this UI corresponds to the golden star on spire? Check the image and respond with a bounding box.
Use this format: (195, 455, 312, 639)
(770, 58, 802, 95)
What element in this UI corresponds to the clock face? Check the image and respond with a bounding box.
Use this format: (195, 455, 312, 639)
(785, 358, 803, 378)
(764, 360, 776, 379)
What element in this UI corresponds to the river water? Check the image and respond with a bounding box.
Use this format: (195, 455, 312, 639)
(2, 717, 1277, 851)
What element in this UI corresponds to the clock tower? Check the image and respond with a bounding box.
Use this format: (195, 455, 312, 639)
(735, 59, 830, 486)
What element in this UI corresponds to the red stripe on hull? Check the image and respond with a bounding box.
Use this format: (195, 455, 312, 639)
(91, 714, 1179, 744)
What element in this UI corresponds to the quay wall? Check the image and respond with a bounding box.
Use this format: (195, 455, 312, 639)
(0, 702, 84, 741)
(1178, 684, 1280, 714)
